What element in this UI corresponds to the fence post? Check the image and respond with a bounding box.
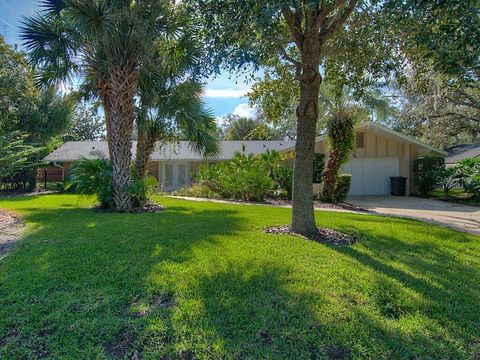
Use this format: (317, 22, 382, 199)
(44, 170, 47, 190)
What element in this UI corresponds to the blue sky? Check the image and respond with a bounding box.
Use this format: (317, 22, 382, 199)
(0, 0, 255, 119)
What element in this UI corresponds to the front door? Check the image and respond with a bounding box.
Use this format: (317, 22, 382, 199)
(163, 162, 188, 191)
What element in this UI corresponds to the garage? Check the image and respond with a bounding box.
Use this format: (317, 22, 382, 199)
(341, 158, 399, 195)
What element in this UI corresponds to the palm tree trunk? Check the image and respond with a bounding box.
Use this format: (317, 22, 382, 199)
(98, 79, 113, 159)
(320, 150, 342, 202)
(109, 62, 138, 212)
(135, 132, 156, 181)
(291, 40, 322, 236)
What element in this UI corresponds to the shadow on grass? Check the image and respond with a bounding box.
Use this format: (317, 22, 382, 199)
(330, 215, 480, 357)
(0, 204, 244, 358)
(1, 199, 479, 358)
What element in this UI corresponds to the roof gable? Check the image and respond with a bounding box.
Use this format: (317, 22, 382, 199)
(281, 122, 446, 156)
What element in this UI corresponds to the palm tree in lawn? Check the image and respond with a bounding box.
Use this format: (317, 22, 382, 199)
(135, 27, 219, 182)
(319, 84, 392, 202)
(22, 0, 173, 211)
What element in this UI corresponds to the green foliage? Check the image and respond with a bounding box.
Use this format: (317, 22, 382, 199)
(221, 114, 281, 141)
(0, 194, 479, 358)
(261, 150, 293, 199)
(413, 157, 445, 195)
(69, 159, 114, 209)
(69, 159, 162, 209)
(0, 36, 37, 130)
(334, 174, 352, 203)
(0, 131, 43, 180)
(63, 103, 106, 141)
(196, 151, 293, 201)
(456, 158, 480, 199)
(433, 167, 458, 198)
(385, 0, 480, 83)
(172, 183, 221, 199)
(313, 153, 325, 184)
(0, 36, 73, 146)
(197, 153, 274, 201)
(128, 168, 160, 208)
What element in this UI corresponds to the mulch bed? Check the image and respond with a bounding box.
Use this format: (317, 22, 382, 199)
(264, 226, 359, 246)
(0, 210, 25, 260)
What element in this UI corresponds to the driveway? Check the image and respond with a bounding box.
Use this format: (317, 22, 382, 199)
(348, 196, 480, 235)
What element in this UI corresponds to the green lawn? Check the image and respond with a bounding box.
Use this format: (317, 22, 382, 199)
(0, 194, 479, 359)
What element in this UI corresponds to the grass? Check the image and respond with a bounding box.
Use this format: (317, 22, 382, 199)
(0, 194, 479, 359)
(430, 188, 480, 207)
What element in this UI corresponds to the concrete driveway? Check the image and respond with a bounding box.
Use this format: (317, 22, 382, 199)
(348, 196, 480, 235)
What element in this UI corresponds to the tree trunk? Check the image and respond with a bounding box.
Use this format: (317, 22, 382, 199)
(135, 132, 156, 181)
(108, 62, 138, 212)
(291, 40, 322, 236)
(98, 79, 113, 159)
(104, 105, 113, 159)
(320, 150, 342, 202)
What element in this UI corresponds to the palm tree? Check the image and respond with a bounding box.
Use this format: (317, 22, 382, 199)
(135, 28, 219, 181)
(22, 0, 199, 211)
(319, 84, 392, 202)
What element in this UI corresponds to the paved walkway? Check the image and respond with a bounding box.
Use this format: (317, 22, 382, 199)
(170, 195, 480, 235)
(348, 196, 480, 235)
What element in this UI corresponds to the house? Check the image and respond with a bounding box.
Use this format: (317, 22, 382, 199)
(43, 121, 446, 196)
(444, 143, 480, 166)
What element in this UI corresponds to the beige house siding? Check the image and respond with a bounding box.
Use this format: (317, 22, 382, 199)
(47, 124, 445, 196)
(312, 131, 415, 195)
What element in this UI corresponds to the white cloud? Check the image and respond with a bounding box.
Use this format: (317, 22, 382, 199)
(203, 89, 250, 98)
(233, 103, 258, 119)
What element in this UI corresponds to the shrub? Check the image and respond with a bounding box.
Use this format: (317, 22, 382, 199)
(69, 159, 113, 208)
(261, 150, 294, 199)
(172, 184, 221, 199)
(334, 174, 351, 202)
(69, 159, 160, 209)
(128, 172, 159, 208)
(196, 152, 281, 201)
(413, 156, 445, 195)
(433, 167, 458, 198)
(456, 158, 480, 199)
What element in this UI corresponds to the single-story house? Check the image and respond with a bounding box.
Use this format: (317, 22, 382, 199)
(43, 121, 446, 196)
(444, 143, 480, 166)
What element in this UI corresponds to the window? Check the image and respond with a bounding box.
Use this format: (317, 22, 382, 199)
(177, 164, 187, 188)
(356, 132, 365, 149)
(164, 164, 173, 188)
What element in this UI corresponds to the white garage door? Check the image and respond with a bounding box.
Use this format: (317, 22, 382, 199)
(340, 158, 399, 195)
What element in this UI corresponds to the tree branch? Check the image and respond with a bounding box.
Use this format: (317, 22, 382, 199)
(281, 6, 304, 48)
(319, 0, 357, 44)
(316, 0, 345, 29)
(278, 46, 302, 79)
(429, 111, 480, 123)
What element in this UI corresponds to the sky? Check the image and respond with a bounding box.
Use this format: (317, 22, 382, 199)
(0, 0, 257, 120)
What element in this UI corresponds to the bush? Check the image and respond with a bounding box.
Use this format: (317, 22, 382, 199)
(334, 174, 351, 202)
(172, 184, 221, 199)
(128, 172, 159, 208)
(456, 158, 480, 199)
(70, 159, 161, 209)
(433, 167, 458, 198)
(196, 151, 293, 201)
(69, 159, 113, 208)
(413, 156, 445, 195)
